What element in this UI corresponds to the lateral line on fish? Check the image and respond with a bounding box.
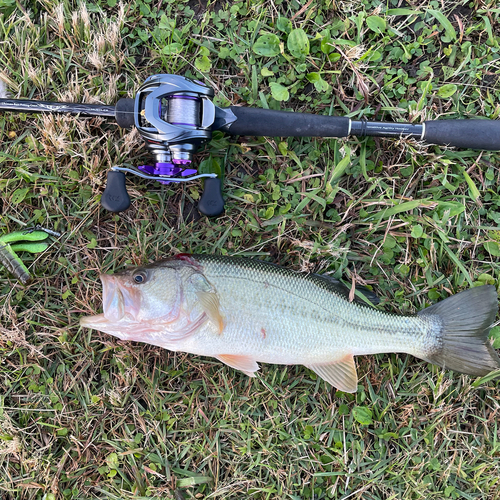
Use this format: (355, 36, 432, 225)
(207, 273, 398, 332)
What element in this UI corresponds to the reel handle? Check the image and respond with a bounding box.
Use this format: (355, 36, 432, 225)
(101, 170, 131, 212)
(198, 177, 224, 217)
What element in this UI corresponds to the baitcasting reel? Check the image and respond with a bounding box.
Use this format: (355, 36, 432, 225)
(107, 74, 236, 215)
(1, 73, 499, 216)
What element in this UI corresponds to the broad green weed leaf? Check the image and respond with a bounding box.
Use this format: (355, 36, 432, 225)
(411, 225, 423, 238)
(484, 241, 500, 257)
(427, 9, 457, 41)
(158, 14, 172, 30)
(261, 67, 274, 77)
(480, 15, 497, 47)
(162, 43, 182, 55)
(303, 425, 314, 439)
(86, 238, 97, 249)
(307, 73, 329, 92)
(198, 156, 223, 182)
(352, 406, 373, 425)
(321, 36, 334, 54)
(444, 486, 456, 498)
(476, 273, 496, 285)
(365, 50, 382, 62)
(276, 17, 292, 33)
(11, 187, 29, 204)
(383, 235, 397, 249)
(287, 29, 309, 58)
(106, 453, 119, 469)
(137, 29, 149, 42)
(306, 72, 321, 83)
(366, 15, 386, 33)
(335, 39, 357, 47)
(315, 79, 328, 91)
(195, 55, 211, 72)
(435, 201, 465, 218)
(437, 84, 457, 98)
(490, 326, 500, 349)
(339, 404, 349, 416)
(269, 82, 289, 101)
(253, 34, 281, 57)
(264, 206, 274, 219)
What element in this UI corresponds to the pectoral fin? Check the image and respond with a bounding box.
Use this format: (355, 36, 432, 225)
(306, 354, 358, 393)
(197, 290, 225, 334)
(216, 354, 260, 377)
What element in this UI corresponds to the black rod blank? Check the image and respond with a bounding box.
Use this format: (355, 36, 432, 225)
(0, 98, 116, 118)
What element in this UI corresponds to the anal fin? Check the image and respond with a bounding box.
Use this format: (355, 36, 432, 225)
(306, 354, 358, 393)
(216, 354, 260, 377)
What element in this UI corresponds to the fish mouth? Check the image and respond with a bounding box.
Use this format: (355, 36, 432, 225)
(80, 274, 141, 328)
(102, 274, 124, 321)
(80, 312, 109, 328)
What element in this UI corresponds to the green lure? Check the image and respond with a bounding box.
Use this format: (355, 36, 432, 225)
(0, 230, 50, 285)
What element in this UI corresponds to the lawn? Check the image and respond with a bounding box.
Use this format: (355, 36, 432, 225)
(1, 0, 500, 498)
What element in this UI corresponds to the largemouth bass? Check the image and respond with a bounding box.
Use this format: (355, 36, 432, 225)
(80, 254, 500, 392)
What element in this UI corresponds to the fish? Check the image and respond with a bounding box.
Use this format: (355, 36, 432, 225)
(80, 254, 500, 392)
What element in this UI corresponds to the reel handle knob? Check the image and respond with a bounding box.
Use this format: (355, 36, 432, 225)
(198, 177, 224, 217)
(101, 170, 131, 212)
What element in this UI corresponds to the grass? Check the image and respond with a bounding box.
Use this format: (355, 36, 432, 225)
(1, 0, 500, 498)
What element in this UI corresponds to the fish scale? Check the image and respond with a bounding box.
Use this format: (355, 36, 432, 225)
(191, 255, 431, 363)
(80, 254, 500, 393)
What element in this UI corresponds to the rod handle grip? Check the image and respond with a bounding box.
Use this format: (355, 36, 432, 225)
(424, 119, 500, 151)
(101, 171, 131, 212)
(226, 106, 350, 138)
(115, 98, 135, 128)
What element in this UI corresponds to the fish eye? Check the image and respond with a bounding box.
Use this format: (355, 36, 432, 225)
(132, 269, 148, 284)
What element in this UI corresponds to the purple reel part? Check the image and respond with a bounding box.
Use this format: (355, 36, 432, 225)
(138, 161, 197, 185)
(173, 159, 197, 177)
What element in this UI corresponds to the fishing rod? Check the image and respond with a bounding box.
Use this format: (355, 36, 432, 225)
(1, 74, 499, 215)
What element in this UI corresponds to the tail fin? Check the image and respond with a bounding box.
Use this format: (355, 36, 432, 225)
(418, 285, 500, 376)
